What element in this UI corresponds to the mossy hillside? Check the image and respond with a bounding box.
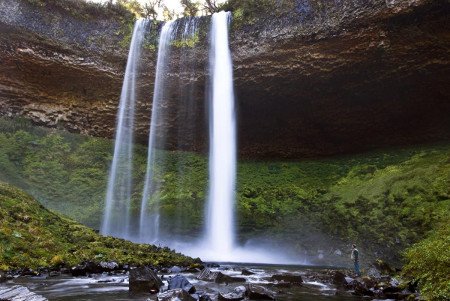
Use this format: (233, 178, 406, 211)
(0, 117, 449, 263)
(402, 222, 450, 301)
(0, 182, 198, 270)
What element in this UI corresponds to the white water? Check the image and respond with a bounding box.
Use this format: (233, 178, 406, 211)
(101, 19, 148, 238)
(204, 11, 237, 259)
(139, 21, 177, 243)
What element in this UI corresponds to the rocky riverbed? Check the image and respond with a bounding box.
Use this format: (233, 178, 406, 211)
(0, 262, 419, 301)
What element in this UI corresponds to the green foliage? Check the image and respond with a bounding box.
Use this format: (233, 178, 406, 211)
(0, 117, 449, 264)
(0, 182, 198, 270)
(403, 223, 450, 301)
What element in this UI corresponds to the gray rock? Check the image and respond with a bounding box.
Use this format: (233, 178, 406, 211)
(271, 273, 303, 284)
(197, 268, 246, 284)
(157, 288, 196, 301)
(218, 286, 246, 301)
(0, 271, 6, 283)
(168, 275, 195, 294)
(245, 284, 276, 300)
(129, 266, 163, 294)
(0, 285, 48, 301)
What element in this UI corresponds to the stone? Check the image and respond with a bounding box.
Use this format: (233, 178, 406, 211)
(0, 285, 47, 301)
(0, 271, 6, 283)
(241, 269, 255, 276)
(71, 261, 103, 276)
(99, 261, 119, 271)
(332, 271, 348, 287)
(245, 284, 276, 300)
(157, 288, 196, 301)
(271, 273, 303, 284)
(198, 268, 246, 284)
(169, 266, 183, 273)
(129, 266, 163, 294)
(168, 275, 196, 294)
(218, 286, 246, 301)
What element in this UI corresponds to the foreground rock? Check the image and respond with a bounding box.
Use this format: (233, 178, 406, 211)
(271, 273, 303, 284)
(198, 268, 246, 284)
(157, 288, 197, 301)
(129, 266, 163, 294)
(168, 275, 196, 294)
(246, 284, 276, 300)
(218, 286, 246, 301)
(0, 285, 47, 301)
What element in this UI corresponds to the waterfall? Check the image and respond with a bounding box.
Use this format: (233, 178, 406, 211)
(101, 19, 148, 238)
(204, 11, 236, 257)
(139, 20, 177, 243)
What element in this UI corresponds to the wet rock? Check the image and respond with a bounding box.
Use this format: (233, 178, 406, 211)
(198, 268, 246, 284)
(129, 266, 163, 294)
(241, 269, 255, 276)
(0, 271, 6, 283)
(49, 271, 61, 277)
(350, 279, 374, 297)
(169, 266, 183, 274)
(271, 273, 303, 284)
(19, 268, 39, 277)
(0, 285, 48, 301)
(168, 275, 196, 294)
(71, 261, 103, 276)
(218, 286, 246, 301)
(332, 271, 348, 287)
(157, 288, 196, 301)
(99, 261, 119, 271)
(245, 284, 276, 300)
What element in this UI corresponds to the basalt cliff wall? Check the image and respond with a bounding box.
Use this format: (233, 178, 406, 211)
(0, 0, 449, 158)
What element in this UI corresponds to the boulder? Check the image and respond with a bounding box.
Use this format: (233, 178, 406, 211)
(241, 269, 255, 276)
(350, 279, 374, 297)
(157, 288, 196, 301)
(71, 261, 103, 276)
(198, 268, 246, 284)
(245, 284, 276, 300)
(271, 274, 303, 284)
(169, 266, 183, 274)
(0, 285, 47, 301)
(168, 275, 196, 294)
(129, 266, 163, 294)
(99, 261, 119, 271)
(218, 286, 246, 301)
(0, 271, 6, 283)
(332, 271, 348, 287)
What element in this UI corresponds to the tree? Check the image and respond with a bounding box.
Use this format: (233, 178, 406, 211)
(142, 0, 162, 19)
(181, 0, 200, 17)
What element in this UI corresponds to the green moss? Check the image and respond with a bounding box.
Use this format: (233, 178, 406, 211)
(402, 222, 450, 300)
(171, 33, 200, 48)
(0, 182, 198, 270)
(0, 117, 449, 264)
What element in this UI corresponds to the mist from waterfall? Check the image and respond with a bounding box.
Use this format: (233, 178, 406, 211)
(204, 11, 236, 258)
(101, 19, 148, 238)
(138, 20, 177, 243)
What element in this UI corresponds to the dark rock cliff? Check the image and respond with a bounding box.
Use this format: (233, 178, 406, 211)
(0, 0, 449, 158)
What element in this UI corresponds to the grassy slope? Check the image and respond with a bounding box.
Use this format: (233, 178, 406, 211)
(0, 182, 198, 270)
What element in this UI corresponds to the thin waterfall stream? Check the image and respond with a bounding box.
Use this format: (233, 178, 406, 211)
(139, 20, 177, 243)
(101, 19, 148, 238)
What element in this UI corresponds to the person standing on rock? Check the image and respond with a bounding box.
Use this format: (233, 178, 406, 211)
(351, 244, 361, 276)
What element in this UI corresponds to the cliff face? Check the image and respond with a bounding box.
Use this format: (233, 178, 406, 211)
(0, 0, 449, 158)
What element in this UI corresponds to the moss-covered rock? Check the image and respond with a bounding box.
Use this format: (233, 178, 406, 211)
(0, 182, 199, 270)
